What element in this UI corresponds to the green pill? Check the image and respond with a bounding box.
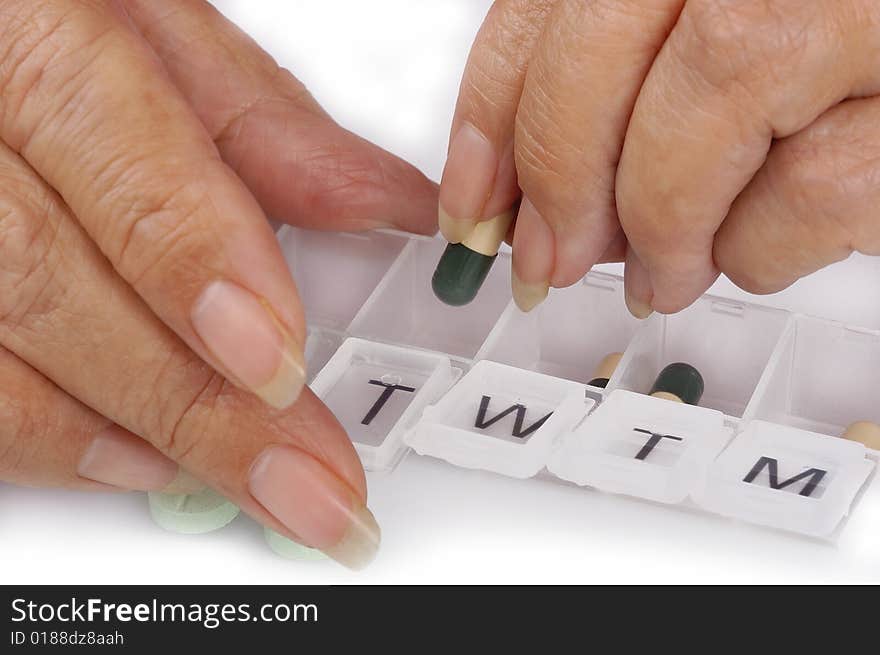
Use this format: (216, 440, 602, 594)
(148, 487, 240, 535)
(649, 362, 704, 406)
(432, 211, 513, 307)
(432, 243, 497, 306)
(264, 528, 327, 561)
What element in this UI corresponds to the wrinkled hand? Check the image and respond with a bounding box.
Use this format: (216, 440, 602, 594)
(440, 0, 880, 316)
(0, 0, 437, 568)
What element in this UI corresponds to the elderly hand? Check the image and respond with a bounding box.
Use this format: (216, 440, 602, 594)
(440, 0, 880, 316)
(0, 0, 437, 568)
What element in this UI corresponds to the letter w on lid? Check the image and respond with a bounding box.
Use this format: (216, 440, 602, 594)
(474, 395, 553, 440)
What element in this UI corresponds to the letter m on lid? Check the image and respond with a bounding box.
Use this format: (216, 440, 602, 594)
(742, 456, 827, 498)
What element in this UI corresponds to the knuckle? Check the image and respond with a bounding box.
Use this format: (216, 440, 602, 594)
(101, 171, 219, 288)
(680, 0, 812, 94)
(459, 0, 555, 127)
(294, 141, 394, 220)
(0, 1, 117, 149)
(775, 133, 879, 254)
(0, 164, 61, 329)
(146, 352, 228, 468)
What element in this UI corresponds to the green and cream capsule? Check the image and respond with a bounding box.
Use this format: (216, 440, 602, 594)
(588, 352, 624, 389)
(432, 211, 513, 306)
(649, 362, 704, 406)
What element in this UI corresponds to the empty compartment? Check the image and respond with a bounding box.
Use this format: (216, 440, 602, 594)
(348, 237, 512, 359)
(407, 360, 591, 478)
(310, 338, 459, 471)
(747, 316, 880, 441)
(549, 390, 732, 504)
(614, 296, 792, 417)
(477, 273, 641, 385)
(695, 421, 874, 537)
(277, 227, 408, 330)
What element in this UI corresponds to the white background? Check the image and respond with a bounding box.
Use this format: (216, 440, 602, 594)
(2, 0, 879, 584)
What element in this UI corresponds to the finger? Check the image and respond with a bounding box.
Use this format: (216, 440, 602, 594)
(0, 143, 376, 569)
(438, 0, 556, 242)
(123, 0, 438, 235)
(0, 346, 198, 493)
(511, 0, 684, 310)
(617, 0, 880, 314)
(714, 97, 880, 293)
(0, 0, 305, 409)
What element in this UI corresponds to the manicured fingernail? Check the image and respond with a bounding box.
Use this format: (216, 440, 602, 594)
(192, 280, 306, 410)
(438, 207, 475, 244)
(624, 247, 654, 320)
(625, 291, 654, 320)
(511, 272, 548, 313)
(78, 425, 179, 491)
(249, 445, 380, 570)
(511, 197, 552, 312)
(438, 123, 497, 242)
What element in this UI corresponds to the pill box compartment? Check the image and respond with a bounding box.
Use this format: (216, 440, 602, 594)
(477, 272, 642, 387)
(273, 229, 879, 545)
(746, 316, 880, 442)
(407, 360, 591, 479)
(348, 237, 512, 360)
(310, 337, 460, 471)
(304, 327, 346, 383)
(614, 296, 792, 418)
(278, 227, 408, 331)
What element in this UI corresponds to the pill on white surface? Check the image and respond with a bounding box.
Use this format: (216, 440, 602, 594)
(148, 487, 240, 535)
(264, 528, 327, 561)
(649, 362, 704, 406)
(841, 421, 880, 449)
(588, 352, 624, 389)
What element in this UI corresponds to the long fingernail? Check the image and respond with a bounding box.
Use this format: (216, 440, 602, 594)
(249, 445, 380, 570)
(192, 280, 306, 410)
(624, 247, 654, 320)
(511, 197, 552, 312)
(438, 123, 497, 242)
(78, 425, 180, 491)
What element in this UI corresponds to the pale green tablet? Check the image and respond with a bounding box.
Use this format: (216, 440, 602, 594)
(148, 488, 240, 535)
(264, 528, 327, 561)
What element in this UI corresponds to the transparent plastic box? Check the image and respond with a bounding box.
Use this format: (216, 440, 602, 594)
(274, 226, 879, 541)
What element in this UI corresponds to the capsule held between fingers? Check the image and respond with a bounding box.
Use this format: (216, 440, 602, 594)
(588, 352, 624, 389)
(432, 211, 513, 306)
(841, 421, 880, 449)
(649, 362, 704, 406)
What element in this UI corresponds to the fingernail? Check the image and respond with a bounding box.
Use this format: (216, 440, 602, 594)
(511, 197, 552, 312)
(438, 123, 497, 242)
(78, 425, 180, 491)
(625, 291, 654, 320)
(511, 272, 548, 313)
(192, 280, 306, 409)
(438, 207, 475, 244)
(624, 247, 654, 320)
(249, 445, 380, 570)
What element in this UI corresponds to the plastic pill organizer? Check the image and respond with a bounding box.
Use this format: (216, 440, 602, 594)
(147, 226, 880, 558)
